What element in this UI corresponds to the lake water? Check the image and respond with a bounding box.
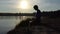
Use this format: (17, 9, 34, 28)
(0, 16, 33, 34)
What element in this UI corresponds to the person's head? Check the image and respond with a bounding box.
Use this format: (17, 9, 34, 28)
(33, 5, 39, 10)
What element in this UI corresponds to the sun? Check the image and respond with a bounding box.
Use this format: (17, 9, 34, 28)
(19, 0, 29, 9)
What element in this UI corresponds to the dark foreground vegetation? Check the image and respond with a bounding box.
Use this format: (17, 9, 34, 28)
(7, 10, 60, 34)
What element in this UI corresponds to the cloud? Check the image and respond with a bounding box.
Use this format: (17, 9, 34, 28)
(0, 0, 60, 13)
(38, 0, 60, 11)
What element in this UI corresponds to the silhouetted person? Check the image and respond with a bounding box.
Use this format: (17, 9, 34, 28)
(33, 5, 41, 25)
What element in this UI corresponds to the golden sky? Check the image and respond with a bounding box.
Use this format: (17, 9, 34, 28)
(0, 0, 60, 13)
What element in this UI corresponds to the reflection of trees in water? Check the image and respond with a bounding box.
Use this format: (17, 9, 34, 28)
(0, 16, 20, 19)
(0, 16, 33, 19)
(20, 16, 34, 20)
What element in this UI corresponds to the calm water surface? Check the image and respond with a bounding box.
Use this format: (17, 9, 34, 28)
(0, 16, 21, 34)
(0, 16, 33, 34)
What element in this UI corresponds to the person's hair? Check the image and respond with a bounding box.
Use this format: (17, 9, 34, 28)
(33, 5, 38, 10)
